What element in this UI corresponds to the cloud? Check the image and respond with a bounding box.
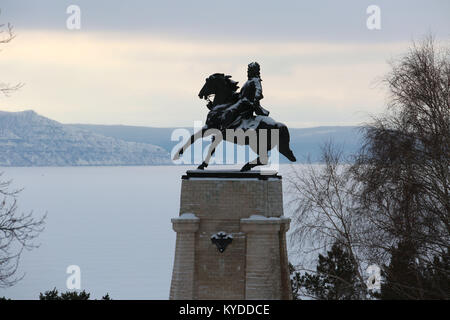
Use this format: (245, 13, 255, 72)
(0, 30, 407, 127)
(2, 0, 450, 42)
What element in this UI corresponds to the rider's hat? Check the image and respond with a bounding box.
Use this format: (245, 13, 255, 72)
(247, 62, 261, 78)
(248, 62, 260, 72)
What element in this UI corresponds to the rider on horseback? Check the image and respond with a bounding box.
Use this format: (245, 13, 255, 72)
(211, 62, 270, 130)
(174, 62, 297, 170)
(239, 62, 269, 117)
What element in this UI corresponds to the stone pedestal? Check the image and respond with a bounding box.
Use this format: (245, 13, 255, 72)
(169, 170, 292, 300)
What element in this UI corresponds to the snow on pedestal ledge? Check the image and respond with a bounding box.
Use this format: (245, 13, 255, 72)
(174, 212, 199, 220)
(245, 214, 282, 221)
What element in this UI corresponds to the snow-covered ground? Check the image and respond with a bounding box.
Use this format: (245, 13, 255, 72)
(0, 165, 300, 299)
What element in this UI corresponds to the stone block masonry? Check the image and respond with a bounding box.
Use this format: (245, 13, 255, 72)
(169, 170, 292, 300)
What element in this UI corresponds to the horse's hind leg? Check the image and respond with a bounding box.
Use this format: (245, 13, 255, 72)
(240, 156, 268, 172)
(240, 130, 270, 172)
(279, 145, 296, 162)
(278, 125, 297, 162)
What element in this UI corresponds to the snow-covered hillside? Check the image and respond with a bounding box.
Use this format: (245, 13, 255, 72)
(0, 110, 170, 166)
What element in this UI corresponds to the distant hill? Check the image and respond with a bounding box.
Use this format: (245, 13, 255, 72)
(288, 126, 363, 162)
(68, 124, 177, 153)
(69, 124, 364, 163)
(0, 110, 170, 166)
(0, 110, 364, 166)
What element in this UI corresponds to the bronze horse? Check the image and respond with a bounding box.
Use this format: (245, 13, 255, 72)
(173, 73, 296, 171)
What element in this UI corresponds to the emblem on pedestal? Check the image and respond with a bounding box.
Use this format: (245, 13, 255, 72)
(211, 232, 233, 253)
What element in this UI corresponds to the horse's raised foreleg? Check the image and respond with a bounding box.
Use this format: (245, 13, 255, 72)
(173, 127, 208, 160)
(197, 133, 223, 170)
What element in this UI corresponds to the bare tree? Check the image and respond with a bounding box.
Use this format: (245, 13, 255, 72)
(288, 35, 449, 300)
(286, 142, 367, 299)
(0, 11, 43, 287)
(0, 10, 23, 96)
(0, 175, 46, 287)
(352, 35, 449, 299)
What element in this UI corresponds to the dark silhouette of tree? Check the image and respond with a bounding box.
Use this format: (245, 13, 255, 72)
(39, 288, 112, 300)
(289, 262, 302, 300)
(39, 288, 91, 300)
(380, 243, 450, 299)
(291, 242, 364, 300)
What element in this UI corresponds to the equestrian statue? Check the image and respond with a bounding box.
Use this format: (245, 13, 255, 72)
(173, 62, 296, 171)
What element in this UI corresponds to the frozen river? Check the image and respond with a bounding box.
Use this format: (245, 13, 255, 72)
(0, 165, 299, 299)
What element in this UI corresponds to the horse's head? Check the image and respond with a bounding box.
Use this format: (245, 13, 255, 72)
(198, 73, 239, 106)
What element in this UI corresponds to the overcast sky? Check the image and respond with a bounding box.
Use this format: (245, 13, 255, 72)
(0, 0, 449, 127)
